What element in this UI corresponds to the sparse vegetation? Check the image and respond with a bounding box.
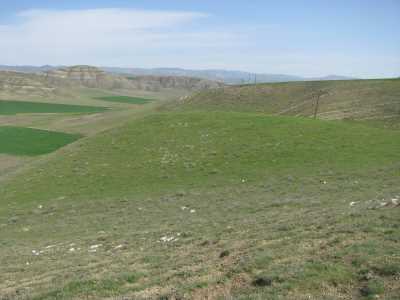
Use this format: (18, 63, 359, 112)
(0, 78, 399, 299)
(170, 79, 400, 124)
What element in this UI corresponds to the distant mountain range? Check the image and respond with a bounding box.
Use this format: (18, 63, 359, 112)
(0, 65, 58, 73)
(0, 65, 356, 84)
(102, 67, 357, 84)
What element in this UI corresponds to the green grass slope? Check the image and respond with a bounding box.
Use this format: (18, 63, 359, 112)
(0, 126, 81, 156)
(171, 79, 400, 124)
(2, 112, 400, 204)
(1, 110, 399, 299)
(0, 99, 108, 115)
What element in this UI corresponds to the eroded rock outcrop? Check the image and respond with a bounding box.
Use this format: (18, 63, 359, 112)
(125, 75, 224, 91)
(45, 66, 224, 91)
(0, 66, 224, 97)
(45, 65, 132, 89)
(0, 71, 56, 97)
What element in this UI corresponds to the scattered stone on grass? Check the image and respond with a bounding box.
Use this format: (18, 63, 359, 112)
(367, 196, 400, 209)
(160, 236, 175, 243)
(88, 244, 102, 252)
(160, 234, 180, 243)
(358, 270, 374, 281)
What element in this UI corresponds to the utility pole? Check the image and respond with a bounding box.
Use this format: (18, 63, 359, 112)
(254, 74, 257, 95)
(312, 90, 328, 119)
(313, 93, 321, 119)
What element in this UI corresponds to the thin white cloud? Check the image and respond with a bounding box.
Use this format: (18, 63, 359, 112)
(0, 8, 222, 66)
(17, 8, 207, 31)
(0, 8, 397, 77)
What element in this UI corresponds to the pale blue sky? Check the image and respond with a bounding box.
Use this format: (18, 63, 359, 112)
(0, 0, 399, 77)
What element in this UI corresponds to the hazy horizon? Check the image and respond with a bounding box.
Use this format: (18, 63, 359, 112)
(1, 0, 399, 78)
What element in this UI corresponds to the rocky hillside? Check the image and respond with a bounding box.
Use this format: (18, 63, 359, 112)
(0, 71, 55, 97)
(0, 66, 224, 96)
(125, 75, 223, 91)
(44, 65, 132, 90)
(45, 65, 224, 91)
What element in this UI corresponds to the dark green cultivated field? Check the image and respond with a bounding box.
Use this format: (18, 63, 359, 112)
(0, 126, 81, 156)
(0, 100, 107, 115)
(95, 95, 154, 104)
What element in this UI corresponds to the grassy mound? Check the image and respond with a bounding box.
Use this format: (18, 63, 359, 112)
(170, 79, 400, 123)
(0, 100, 108, 115)
(0, 126, 81, 156)
(2, 111, 399, 205)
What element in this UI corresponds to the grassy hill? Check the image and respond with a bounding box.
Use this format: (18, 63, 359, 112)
(1, 111, 400, 204)
(170, 79, 400, 126)
(0, 79, 399, 299)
